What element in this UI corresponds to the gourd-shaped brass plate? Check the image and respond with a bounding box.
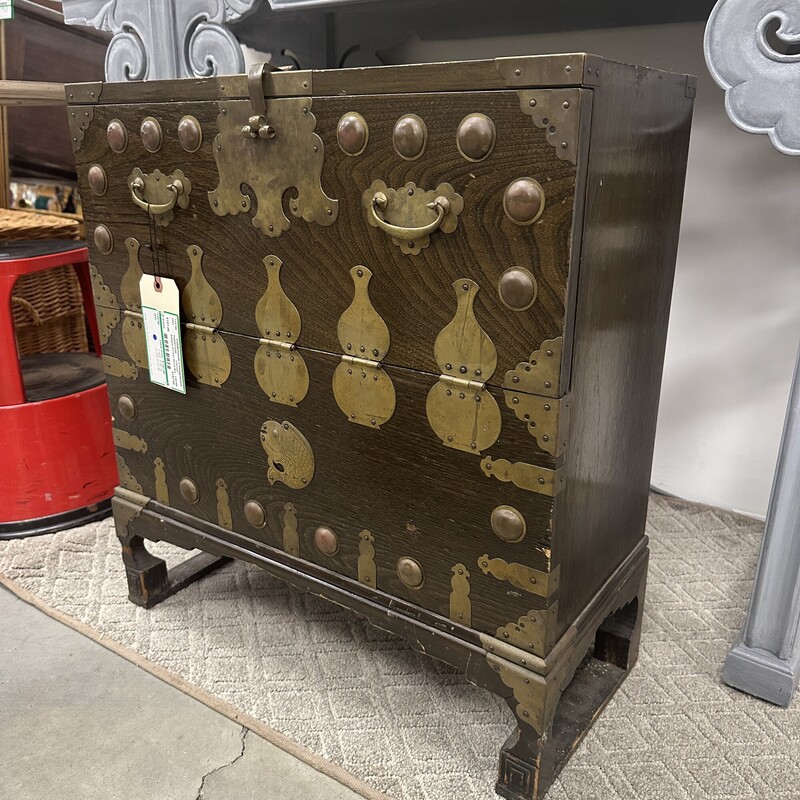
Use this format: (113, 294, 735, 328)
(260, 420, 315, 489)
(89, 265, 119, 345)
(116, 238, 148, 370)
(254, 256, 309, 407)
(182, 246, 231, 388)
(426, 280, 501, 454)
(332, 266, 395, 428)
(122, 312, 148, 370)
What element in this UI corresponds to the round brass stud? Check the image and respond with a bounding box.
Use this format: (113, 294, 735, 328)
(106, 119, 128, 153)
(117, 394, 137, 421)
(498, 266, 538, 311)
(244, 500, 266, 529)
(178, 115, 203, 153)
(314, 526, 339, 556)
(93, 224, 114, 255)
(393, 114, 427, 160)
(456, 113, 496, 162)
(87, 164, 107, 196)
(396, 556, 424, 589)
(337, 112, 369, 156)
(491, 505, 527, 543)
(140, 116, 162, 153)
(179, 477, 199, 504)
(503, 177, 545, 226)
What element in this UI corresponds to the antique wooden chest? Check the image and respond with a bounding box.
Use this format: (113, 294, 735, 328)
(68, 54, 694, 799)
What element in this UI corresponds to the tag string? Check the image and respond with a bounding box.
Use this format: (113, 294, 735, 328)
(147, 209, 164, 289)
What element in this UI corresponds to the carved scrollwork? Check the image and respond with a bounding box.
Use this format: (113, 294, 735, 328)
(62, 1, 259, 81)
(706, 0, 800, 154)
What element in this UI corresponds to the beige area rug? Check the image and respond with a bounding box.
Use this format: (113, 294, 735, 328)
(2, 495, 800, 800)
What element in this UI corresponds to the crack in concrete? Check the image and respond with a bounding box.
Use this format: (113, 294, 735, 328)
(196, 726, 249, 800)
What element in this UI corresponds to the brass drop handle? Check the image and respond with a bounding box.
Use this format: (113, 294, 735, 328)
(130, 176, 184, 215)
(370, 191, 450, 240)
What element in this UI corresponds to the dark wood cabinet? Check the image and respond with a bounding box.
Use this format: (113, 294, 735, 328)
(69, 54, 694, 799)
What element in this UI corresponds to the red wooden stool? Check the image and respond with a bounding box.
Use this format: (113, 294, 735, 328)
(0, 240, 117, 538)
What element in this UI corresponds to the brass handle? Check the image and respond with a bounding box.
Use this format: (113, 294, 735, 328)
(370, 191, 450, 240)
(130, 176, 184, 215)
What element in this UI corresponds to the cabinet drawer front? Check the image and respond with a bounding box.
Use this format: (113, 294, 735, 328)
(103, 324, 559, 656)
(77, 88, 590, 397)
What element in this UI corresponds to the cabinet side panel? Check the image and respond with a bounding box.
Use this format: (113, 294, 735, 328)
(553, 65, 694, 636)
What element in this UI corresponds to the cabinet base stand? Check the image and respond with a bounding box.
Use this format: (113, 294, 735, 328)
(113, 488, 647, 800)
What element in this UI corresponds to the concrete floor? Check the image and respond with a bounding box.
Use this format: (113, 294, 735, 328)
(0, 586, 362, 800)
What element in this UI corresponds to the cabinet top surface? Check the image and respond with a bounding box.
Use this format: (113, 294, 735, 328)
(65, 53, 695, 105)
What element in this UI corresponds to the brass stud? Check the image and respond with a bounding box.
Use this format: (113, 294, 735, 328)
(503, 177, 545, 226)
(396, 556, 424, 589)
(117, 394, 136, 421)
(244, 500, 266, 528)
(178, 115, 203, 152)
(498, 266, 538, 311)
(336, 112, 369, 156)
(491, 505, 527, 543)
(179, 477, 199, 504)
(93, 224, 114, 255)
(456, 113, 496, 162)
(393, 114, 427, 160)
(140, 116, 162, 153)
(88, 164, 107, 196)
(106, 119, 128, 152)
(314, 526, 339, 556)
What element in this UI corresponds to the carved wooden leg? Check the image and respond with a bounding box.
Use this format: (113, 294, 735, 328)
(493, 550, 648, 800)
(497, 722, 556, 800)
(114, 490, 230, 609)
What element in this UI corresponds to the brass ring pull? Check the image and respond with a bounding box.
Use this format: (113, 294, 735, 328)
(130, 176, 184, 215)
(370, 191, 450, 240)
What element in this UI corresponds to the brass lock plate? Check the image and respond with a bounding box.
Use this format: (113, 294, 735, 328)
(209, 96, 338, 237)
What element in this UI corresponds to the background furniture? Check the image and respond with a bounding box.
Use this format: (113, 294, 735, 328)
(705, 0, 800, 707)
(0, 239, 116, 537)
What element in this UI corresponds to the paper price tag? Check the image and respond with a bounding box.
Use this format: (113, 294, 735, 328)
(0, 1, 14, 21)
(140, 275, 186, 394)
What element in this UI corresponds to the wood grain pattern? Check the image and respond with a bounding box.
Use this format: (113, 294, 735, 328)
(74, 89, 588, 393)
(102, 323, 557, 643)
(551, 61, 695, 638)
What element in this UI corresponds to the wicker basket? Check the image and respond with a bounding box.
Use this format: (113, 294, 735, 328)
(1, 208, 89, 356)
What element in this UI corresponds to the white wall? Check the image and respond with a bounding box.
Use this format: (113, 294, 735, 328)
(386, 21, 800, 518)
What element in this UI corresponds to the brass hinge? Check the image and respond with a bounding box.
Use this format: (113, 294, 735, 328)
(438, 373, 485, 392)
(341, 353, 381, 371)
(260, 337, 295, 353)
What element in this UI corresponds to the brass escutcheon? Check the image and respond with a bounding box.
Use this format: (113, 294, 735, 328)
(260, 420, 315, 489)
(128, 167, 192, 226)
(362, 180, 464, 255)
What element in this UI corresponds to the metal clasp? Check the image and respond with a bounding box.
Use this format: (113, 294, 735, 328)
(242, 62, 279, 140)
